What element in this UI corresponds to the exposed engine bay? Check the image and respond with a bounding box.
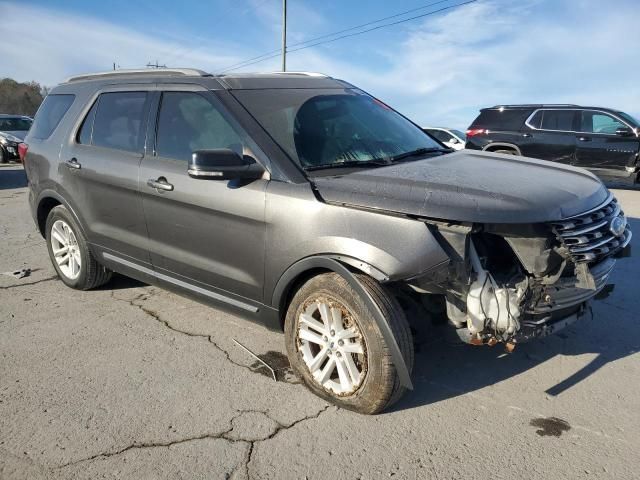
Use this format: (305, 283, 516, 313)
(404, 195, 632, 347)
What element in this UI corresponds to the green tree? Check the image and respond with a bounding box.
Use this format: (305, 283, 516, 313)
(0, 78, 45, 116)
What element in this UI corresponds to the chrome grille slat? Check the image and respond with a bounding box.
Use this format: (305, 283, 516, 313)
(552, 197, 629, 263)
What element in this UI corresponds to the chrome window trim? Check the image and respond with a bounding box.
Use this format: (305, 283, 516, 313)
(524, 108, 636, 135)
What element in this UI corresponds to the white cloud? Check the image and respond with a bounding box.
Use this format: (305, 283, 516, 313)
(0, 2, 246, 86)
(3, 0, 639, 130)
(277, 0, 640, 128)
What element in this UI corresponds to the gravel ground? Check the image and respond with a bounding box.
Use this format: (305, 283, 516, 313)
(1, 164, 639, 479)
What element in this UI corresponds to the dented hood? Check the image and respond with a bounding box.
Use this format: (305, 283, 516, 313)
(312, 150, 609, 223)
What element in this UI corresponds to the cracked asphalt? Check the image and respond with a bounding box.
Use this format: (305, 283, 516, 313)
(1, 164, 639, 479)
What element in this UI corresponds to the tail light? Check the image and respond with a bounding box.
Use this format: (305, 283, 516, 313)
(466, 128, 486, 137)
(18, 143, 28, 164)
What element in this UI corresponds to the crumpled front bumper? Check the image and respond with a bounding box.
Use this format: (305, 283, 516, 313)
(515, 304, 589, 343)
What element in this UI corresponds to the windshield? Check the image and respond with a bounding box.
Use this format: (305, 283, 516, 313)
(0, 117, 32, 132)
(233, 88, 444, 170)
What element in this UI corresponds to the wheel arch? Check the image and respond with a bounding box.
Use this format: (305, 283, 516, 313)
(271, 255, 413, 390)
(482, 142, 522, 155)
(35, 190, 87, 240)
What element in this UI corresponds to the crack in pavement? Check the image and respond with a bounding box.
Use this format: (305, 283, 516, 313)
(243, 405, 332, 479)
(55, 406, 334, 479)
(104, 290, 334, 478)
(0, 275, 58, 290)
(110, 290, 261, 375)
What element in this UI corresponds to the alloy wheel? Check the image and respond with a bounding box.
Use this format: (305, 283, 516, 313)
(50, 220, 82, 280)
(297, 300, 367, 395)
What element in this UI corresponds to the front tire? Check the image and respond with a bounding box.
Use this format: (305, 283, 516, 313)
(45, 205, 112, 290)
(284, 272, 414, 414)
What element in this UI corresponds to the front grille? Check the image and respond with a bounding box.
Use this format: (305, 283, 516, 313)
(551, 195, 632, 263)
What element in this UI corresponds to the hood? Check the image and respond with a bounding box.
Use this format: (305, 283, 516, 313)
(312, 150, 609, 224)
(0, 130, 27, 141)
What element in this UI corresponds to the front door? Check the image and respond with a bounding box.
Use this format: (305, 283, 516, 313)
(61, 89, 153, 263)
(574, 110, 640, 173)
(139, 89, 268, 303)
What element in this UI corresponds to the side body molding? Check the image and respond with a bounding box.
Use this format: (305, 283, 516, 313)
(272, 256, 413, 390)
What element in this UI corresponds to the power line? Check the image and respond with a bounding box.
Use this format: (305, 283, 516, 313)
(218, 0, 471, 73)
(219, 0, 454, 72)
(165, 0, 274, 66)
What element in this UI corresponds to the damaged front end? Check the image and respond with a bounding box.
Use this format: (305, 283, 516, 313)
(407, 194, 632, 347)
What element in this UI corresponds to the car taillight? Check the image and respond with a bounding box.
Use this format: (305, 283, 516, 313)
(18, 143, 28, 164)
(466, 128, 486, 137)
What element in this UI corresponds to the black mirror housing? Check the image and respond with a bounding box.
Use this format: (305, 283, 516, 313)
(615, 126, 634, 137)
(188, 149, 264, 180)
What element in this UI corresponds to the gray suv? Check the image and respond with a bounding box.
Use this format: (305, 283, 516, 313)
(23, 69, 631, 414)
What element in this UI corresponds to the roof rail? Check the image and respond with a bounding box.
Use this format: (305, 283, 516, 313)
(255, 71, 329, 77)
(64, 68, 210, 83)
(490, 104, 580, 108)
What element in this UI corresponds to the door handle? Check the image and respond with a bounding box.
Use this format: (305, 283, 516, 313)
(65, 158, 81, 169)
(522, 133, 532, 138)
(147, 177, 174, 192)
(578, 136, 592, 142)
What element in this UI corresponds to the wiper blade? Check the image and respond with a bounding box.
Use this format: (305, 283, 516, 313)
(388, 147, 450, 163)
(304, 159, 391, 171)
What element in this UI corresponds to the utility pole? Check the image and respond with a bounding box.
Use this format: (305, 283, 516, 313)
(281, 0, 287, 71)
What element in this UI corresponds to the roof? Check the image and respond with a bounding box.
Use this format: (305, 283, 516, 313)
(484, 104, 617, 111)
(62, 69, 351, 90)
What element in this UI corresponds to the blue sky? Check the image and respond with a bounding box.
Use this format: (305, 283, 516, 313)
(2, 0, 640, 128)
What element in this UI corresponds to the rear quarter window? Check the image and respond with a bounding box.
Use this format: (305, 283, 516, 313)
(29, 94, 75, 139)
(469, 109, 532, 131)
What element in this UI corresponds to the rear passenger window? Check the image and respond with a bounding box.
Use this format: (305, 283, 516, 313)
(540, 110, 574, 131)
(91, 92, 148, 153)
(155, 92, 243, 161)
(30, 94, 75, 139)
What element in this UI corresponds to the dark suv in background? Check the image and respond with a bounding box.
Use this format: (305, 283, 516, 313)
(0, 114, 32, 163)
(22, 70, 631, 414)
(465, 105, 640, 182)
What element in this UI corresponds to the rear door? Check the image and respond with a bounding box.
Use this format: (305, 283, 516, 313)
(139, 86, 268, 304)
(61, 87, 153, 263)
(574, 110, 640, 173)
(520, 109, 577, 164)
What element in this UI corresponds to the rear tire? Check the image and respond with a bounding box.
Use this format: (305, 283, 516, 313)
(493, 148, 517, 155)
(45, 205, 112, 290)
(0, 147, 6, 164)
(284, 272, 414, 414)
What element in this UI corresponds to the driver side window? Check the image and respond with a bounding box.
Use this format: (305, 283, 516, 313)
(580, 111, 625, 135)
(156, 92, 243, 161)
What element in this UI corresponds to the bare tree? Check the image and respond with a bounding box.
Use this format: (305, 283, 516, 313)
(0, 78, 45, 116)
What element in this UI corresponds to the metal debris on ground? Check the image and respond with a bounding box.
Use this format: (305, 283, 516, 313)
(2, 268, 31, 279)
(232, 338, 277, 382)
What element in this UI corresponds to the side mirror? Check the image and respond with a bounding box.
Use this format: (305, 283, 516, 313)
(188, 149, 264, 180)
(615, 126, 634, 137)
(449, 137, 459, 144)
